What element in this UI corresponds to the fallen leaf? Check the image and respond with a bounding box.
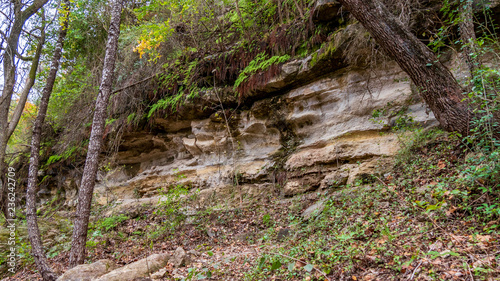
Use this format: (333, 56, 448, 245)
(446, 206, 457, 216)
(475, 234, 492, 242)
(295, 260, 306, 268)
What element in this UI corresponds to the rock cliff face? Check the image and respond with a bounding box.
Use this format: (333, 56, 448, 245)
(31, 0, 498, 209)
(68, 53, 446, 208)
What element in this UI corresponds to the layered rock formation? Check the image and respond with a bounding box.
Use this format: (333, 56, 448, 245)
(80, 54, 444, 208)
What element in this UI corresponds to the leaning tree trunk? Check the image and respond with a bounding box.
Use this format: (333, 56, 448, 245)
(68, 0, 123, 267)
(0, 0, 49, 220)
(25, 2, 70, 280)
(338, 0, 481, 136)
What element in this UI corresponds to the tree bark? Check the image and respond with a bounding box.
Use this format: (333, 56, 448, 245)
(459, 0, 480, 75)
(68, 0, 123, 267)
(25, 2, 70, 280)
(0, 0, 49, 220)
(277, 0, 283, 25)
(337, 0, 478, 137)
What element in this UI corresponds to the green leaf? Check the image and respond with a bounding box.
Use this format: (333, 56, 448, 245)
(271, 260, 281, 271)
(287, 262, 295, 271)
(258, 257, 266, 269)
(304, 264, 314, 272)
(207, 251, 213, 257)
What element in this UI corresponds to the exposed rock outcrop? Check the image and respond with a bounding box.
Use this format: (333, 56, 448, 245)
(49, 48, 461, 208)
(56, 259, 118, 281)
(92, 59, 436, 204)
(94, 253, 170, 281)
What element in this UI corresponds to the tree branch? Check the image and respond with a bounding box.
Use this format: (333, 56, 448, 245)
(21, 0, 49, 22)
(15, 49, 34, 61)
(7, 18, 46, 138)
(21, 27, 42, 40)
(112, 73, 158, 94)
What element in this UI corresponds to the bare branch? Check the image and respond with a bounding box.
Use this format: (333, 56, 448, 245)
(21, 27, 41, 39)
(0, 9, 14, 25)
(15, 49, 34, 61)
(112, 73, 158, 94)
(7, 17, 46, 138)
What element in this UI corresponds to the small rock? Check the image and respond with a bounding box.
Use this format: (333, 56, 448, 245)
(171, 268, 184, 279)
(302, 200, 326, 220)
(429, 241, 443, 251)
(312, 0, 341, 23)
(234, 231, 253, 242)
(416, 185, 429, 194)
(207, 229, 216, 238)
(171, 247, 187, 268)
(187, 250, 200, 256)
(277, 228, 291, 241)
(379, 201, 389, 208)
(151, 268, 168, 279)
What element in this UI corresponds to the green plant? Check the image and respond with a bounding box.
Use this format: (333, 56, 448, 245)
(262, 213, 272, 227)
(93, 214, 129, 232)
(234, 52, 290, 90)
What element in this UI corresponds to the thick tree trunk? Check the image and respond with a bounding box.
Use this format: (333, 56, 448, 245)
(68, 0, 123, 267)
(25, 2, 70, 280)
(338, 0, 477, 136)
(0, 0, 49, 220)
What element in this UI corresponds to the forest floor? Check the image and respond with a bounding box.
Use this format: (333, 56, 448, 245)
(2, 129, 500, 280)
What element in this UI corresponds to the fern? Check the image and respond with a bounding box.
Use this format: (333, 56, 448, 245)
(234, 52, 290, 89)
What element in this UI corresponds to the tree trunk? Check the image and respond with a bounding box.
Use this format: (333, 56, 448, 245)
(0, 0, 49, 220)
(68, 0, 123, 267)
(277, 0, 283, 25)
(25, 2, 70, 280)
(337, 0, 477, 137)
(459, 0, 480, 75)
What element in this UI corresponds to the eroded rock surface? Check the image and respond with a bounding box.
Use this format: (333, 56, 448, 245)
(50, 54, 444, 207)
(56, 259, 118, 281)
(94, 253, 170, 281)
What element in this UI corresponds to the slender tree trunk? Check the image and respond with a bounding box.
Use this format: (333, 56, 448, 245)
(277, 0, 283, 25)
(0, 0, 49, 220)
(68, 0, 123, 267)
(25, 2, 70, 280)
(459, 0, 480, 75)
(337, 0, 481, 137)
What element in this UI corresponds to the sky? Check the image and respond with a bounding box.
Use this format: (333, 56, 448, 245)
(0, 0, 60, 102)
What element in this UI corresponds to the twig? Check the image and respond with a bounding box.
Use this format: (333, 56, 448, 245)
(373, 175, 388, 188)
(409, 260, 422, 280)
(112, 73, 158, 94)
(466, 260, 474, 281)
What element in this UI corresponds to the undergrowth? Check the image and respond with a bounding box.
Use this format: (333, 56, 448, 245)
(247, 128, 500, 280)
